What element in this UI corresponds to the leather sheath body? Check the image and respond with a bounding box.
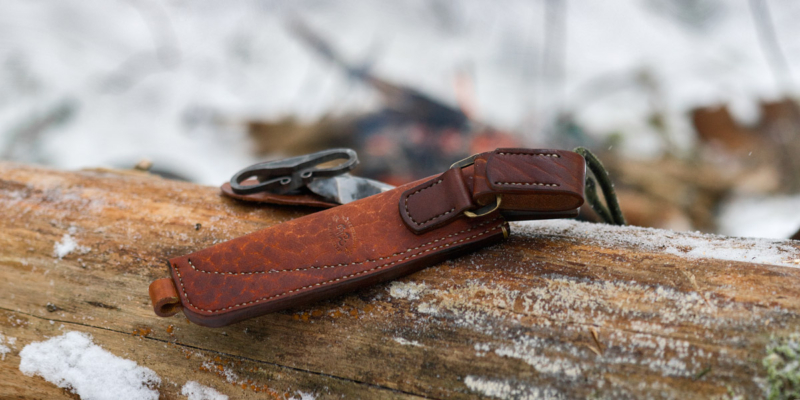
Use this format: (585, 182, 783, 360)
(150, 148, 586, 327)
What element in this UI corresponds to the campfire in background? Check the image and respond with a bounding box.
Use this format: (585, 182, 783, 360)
(247, 19, 519, 186)
(242, 19, 800, 239)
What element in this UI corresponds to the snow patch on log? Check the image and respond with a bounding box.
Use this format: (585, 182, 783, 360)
(295, 391, 317, 400)
(181, 381, 228, 400)
(388, 281, 427, 300)
(201, 360, 240, 384)
(495, 336, 582, 378)
(0, 333, 15, 361)
(464, 375, 563, 399)
(516, 220, 800, 267)
(18, 331, 160, 400)
(406, 271, 737, 385)
(393, 337, 423, 347)
(53, 233, 89, 259)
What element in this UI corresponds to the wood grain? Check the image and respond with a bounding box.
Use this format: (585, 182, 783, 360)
(0, 162, 798, 399)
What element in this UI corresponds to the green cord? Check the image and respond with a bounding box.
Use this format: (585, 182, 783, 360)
(585, 177, 614, 224)
(574, 147, 626, 225)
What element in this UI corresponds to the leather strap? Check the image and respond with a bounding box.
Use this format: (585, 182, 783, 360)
(400, 148, 585, 234)
(149, 148, 586, 327)
(400, 168, 474, 233)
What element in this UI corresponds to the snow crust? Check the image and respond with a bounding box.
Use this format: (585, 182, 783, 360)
(393, 337, 422, 347)
(18, 331, 161, 400)
(53, 233, 89, 259)
(181, 381, 228, 400)
(53, 234, 77, 258)
(0, 333, 16, 361)
(464, 375, 562, 400)
(515, 220, 800, 268)
(388, 281, 427, 300)
(296, 391, 317, 400)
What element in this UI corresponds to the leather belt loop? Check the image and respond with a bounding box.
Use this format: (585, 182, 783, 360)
(399, 167, 475, 234)
(471, 155, 494, 206)
(399, 148, 586, 233)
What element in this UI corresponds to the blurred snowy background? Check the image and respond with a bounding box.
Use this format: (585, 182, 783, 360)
(1, 0, 800, 238)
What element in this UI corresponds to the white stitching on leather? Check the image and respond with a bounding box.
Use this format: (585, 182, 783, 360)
(174, 222, 506, 313)
(497, 152, 560, 157)
(403, 178, 454, 226)
(495, 182, 559, 187)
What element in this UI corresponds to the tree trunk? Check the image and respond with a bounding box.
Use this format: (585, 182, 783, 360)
(0, 162, 799, 399)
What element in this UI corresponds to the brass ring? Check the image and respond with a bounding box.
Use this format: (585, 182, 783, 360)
(464, 194, 502, 218)
(449, 153, 479, 169)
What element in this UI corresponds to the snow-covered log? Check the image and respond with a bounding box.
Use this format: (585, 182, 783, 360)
(0, 162, 799, 399)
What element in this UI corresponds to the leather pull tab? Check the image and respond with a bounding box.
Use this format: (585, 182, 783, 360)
(476, 149, 585, 213)
(149, 277, 182, 317)
(399, 168, 474, 234)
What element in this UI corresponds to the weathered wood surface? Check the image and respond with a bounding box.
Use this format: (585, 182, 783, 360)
(1, 162, 800, 399)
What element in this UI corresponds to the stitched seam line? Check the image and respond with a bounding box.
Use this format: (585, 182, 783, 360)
(403, 178, 454, 226)
(184, 217, 500, 275)
(174, 222, 505, 314)
(493, 152, 561, 186)
(497, 152, 560, 158)
(495, 182, 560, 187)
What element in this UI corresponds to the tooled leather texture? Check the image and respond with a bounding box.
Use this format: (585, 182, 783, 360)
(169, 176, 507, 327)
(401, 148, 585, 234)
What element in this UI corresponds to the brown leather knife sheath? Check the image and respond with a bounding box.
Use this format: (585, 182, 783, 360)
(149, 148, 586, 327)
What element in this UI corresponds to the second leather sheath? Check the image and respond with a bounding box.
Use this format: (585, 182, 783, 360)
(161, 148, 585, 327)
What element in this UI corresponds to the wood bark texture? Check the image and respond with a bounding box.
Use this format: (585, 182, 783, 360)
(1, 162, 799, 399)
